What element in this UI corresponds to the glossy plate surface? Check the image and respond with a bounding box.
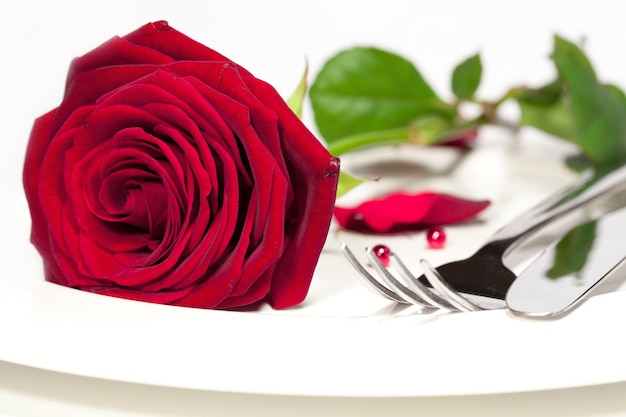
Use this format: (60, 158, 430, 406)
(3, 128, 626, 397)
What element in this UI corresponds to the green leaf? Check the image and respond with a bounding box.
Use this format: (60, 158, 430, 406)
(336, 170, 368, 198)
(286, 62, 308, 119)
(551, 35, 626, 168)
(407, 115, 454, 145)
(326, 127, 409, 156)
(515, 81, 562, 104)
(547, 220, 597, 279)
(310, 47, 454, 143)
(517, 94, 576, 139)
(515, 80, 576, 139)
(325, 115, 459, 156)
(451, 53, 482, 100)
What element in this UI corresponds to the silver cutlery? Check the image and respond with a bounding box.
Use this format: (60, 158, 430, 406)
(506, 206, 626, 318)
(342, 163, 626, 314)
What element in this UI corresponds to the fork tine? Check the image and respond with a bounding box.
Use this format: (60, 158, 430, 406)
(365, 247, 438, 309)
(419, 259, 484, 312)
(339, 242, 408, 304)
(340, 242, 485, 313)
(391, 253, 459, 311)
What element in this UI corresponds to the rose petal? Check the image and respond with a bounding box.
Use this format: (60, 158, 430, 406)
(245, 79, 340, 308)
(334, 191, 490, 233)
(124, 21, 245, 72)
(66, 36, 174, 84)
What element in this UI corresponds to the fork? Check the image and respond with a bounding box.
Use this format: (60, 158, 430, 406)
(342, 163, 626, 312)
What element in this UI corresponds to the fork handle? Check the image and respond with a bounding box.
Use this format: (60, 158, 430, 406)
(489, 163, 626, 248)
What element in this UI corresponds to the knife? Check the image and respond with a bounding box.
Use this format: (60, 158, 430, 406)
(505, 205, 626, 318)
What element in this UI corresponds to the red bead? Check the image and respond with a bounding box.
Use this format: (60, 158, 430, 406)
(426, 226, 446, 249)
(372, 244, 391, 267)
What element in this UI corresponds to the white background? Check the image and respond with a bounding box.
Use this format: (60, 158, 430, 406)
(3, 0, 626, 191)
(2, 1, 626, 416)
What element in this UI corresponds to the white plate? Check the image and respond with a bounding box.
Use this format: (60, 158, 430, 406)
(2, 128, 626, 397)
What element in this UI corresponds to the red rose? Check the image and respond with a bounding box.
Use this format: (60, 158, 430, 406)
(23, 21, 339, 309)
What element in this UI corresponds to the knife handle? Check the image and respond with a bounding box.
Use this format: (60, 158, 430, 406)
(490, 163, 626, 246)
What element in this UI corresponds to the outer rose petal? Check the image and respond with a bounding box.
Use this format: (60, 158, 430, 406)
(243, 78, 341, 308)
(334, 191, 490, 233)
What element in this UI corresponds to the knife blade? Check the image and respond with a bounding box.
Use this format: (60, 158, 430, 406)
(505, 205, 626, 318)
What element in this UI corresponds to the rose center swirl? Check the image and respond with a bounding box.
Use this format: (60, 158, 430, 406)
(83, 128, 200, 257)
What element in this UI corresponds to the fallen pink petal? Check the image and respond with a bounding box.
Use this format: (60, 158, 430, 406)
(334, 191, 490, 233)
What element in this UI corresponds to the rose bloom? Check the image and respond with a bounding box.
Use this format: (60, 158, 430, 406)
(23, 21, 339, 309)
